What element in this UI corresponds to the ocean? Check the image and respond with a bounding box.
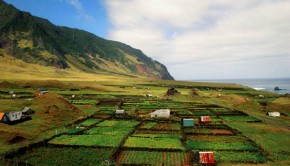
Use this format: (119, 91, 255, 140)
(190, 78, 290, 94)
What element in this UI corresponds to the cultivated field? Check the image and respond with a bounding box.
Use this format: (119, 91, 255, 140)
(0, 79, 289, 165)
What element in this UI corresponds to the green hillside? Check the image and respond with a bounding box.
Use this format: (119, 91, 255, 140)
(0, 0, 174, 80)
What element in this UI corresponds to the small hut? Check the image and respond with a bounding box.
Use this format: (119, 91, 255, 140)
(150, 109, 170, 118)
(116, 109, 125, 115)
(200, 116, 211, 123)
(20, 107, 35, 115)
(0, 113, 9, 123)
(199, 152, 215, 165)
(6, 111, 23, 122)
(183, 118, 194, 127)
(267, 112, 280, 117)
(146, 94, 153, 97)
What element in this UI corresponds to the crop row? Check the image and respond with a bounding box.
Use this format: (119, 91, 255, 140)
(186, 141, 258, 151)
(78, 118, 102, 127)
(220, 116, 260, 122)
(15, 147, 113, 166)
(139, 122, 181, 131)
(96, 120, 140, 128)
(123, 136, 185, 150)
(85, 126, 134, 136)
(184, 128, 234, 135)
(186, 135, 247, 142)
(215, 151, 267, 163)
(49, 134, 124, 147)
(118, 150, 190, 165)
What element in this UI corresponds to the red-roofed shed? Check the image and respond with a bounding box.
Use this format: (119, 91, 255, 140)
(199, 152, 215, 164)
(200, 116, 211, 123)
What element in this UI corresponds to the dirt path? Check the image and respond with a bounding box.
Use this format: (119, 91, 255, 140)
(259, 116, 290, 130)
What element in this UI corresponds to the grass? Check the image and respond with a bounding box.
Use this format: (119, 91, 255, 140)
(226, 122, 290, 161)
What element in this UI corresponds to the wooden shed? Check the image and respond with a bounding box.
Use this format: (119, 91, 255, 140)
(199, 151, 215, 164)
(183, 118, 194, 127)
(200, 116, 211, 123)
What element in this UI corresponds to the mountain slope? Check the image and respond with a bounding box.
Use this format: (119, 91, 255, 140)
(0, 1, 174, 80)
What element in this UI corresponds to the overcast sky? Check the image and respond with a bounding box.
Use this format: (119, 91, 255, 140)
(5, 0, 290, 80)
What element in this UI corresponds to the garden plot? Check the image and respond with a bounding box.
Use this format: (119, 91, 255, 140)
(184, 128, 234, 135)
(14, 147, 114, 166)
(117, 150, 190, 165)
(71, 99, 97, 106)
(131, 133, 183, 139)
(189, 110, 215, 116)
(135, 130, 181, 135)
(215, 151, 267, 163)
(96, 120, 140, 128)
(123, 136, 185, 150)
(139, 122, 181, 131)
(210, 109, 245, 115)
(97, 100, 122, 107)
(76, 105, 99, 115)
(97, 106, 118, 115)
(77, 118, 102, 127)
(187, 141, 258, 151)
(49, 134, 124, 147)
(186, 135, 247, 142)
(50, 120, 140, 148)
(220, 115, 260, 122)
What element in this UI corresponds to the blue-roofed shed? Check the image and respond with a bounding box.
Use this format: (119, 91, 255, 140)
(183, 118, 194, 127)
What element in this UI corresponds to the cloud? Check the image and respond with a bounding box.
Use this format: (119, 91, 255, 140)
(104, 0, 290, 79)
(65, 0, 94, 23)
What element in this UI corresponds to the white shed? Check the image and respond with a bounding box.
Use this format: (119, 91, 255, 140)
(267, 112, 280, 117)
(116, 109, 125, 114)
(6, 111, 23, 121)
(150, 109, 170, 118)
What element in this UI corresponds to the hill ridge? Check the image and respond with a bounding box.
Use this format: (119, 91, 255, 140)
(0, 0, 174, 80)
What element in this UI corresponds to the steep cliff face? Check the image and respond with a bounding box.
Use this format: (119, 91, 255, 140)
(0, 1, 174, 80)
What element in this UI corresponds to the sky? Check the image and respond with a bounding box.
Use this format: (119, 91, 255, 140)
(4, 0, 290, 80)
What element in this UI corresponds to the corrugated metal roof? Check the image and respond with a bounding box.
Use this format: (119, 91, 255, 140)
(200, 116, 210, 122)
(199, 152, 214, 164)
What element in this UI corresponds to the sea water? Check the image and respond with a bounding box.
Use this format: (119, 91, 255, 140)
(190, 78, 290, 94)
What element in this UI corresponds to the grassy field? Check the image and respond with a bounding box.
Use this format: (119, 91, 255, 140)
(0, 68, 289, 165)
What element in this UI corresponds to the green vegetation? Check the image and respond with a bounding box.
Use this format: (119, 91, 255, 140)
(118, 150, 190, 165)
(0, 0, 173, 80)
(227, 122, 290, 161)
(96, 120, 140, 128)
(85, 126, 133, 136)
(132, 133, 183, 139)
(186, 135, 247, 142)
(220, 116, 260, 122)
(186, 141, 258, 151)
(78, 118, 102, 127)
(15, 147, 113, 166)
(215, 151, 267, 163)
(49, 134, 123, 147)
(124, 137, 185, 150)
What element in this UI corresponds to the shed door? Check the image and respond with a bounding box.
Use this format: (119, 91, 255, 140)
(3, 116, 7, 122)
